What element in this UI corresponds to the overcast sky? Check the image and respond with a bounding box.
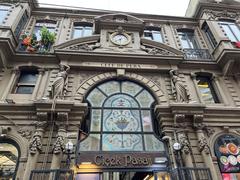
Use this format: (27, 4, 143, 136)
(38, 0, 191, 17)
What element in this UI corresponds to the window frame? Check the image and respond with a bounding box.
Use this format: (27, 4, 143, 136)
(177, 29, 199, 49)
(0, 4, 11, 24)
(72, 22, 93, 39)
(219, 21, 240, 42)
(143, 27, 164, 43)
(13, 69, 38, 94)
(79, 80, 164, 152)
(202, 23, 218, 48)
(196, 75, 220, 104)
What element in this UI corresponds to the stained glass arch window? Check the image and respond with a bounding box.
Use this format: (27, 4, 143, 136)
(79, 80, 165, 152)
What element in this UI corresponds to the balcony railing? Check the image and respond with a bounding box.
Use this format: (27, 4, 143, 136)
(170, 167, 212, 180)
(29, 169, 74, 180)
(183, 49, 212, 60)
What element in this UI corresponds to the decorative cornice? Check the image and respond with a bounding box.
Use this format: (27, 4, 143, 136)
(204, 9, 240, 20)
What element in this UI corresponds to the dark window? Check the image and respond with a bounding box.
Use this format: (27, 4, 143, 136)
(14, 11, 28, 38)
(177, 29, 198, 49)
(0, 140, 20, 179)
(144, 28, 163, 43)
(34, 20, 56, 41)
(15, 70, 38, 94)
(79, 80, 165, 152)
(196, 76, 219, 103)
(0, 5, 10, 24)
(214, 134, 240, 178)
(219, 21, 240, 42)
(203, 23, 217, 48)
(72, 23, 93, 39)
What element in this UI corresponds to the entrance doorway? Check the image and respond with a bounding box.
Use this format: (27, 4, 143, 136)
(75, 171, 170, 180)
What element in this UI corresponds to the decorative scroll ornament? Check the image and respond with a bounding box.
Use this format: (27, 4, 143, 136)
(178, 133, 191, 154)
(140, 45, 176, 56)
(68, 42, 101, 51)
(29, 132, 42, 154)
(53, 135, 65, 154)
(17, 128, 32, 140)
(198, 136, 210, 154)
(204, 10, 240, 20)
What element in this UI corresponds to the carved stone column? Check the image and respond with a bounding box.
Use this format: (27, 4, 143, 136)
(194, 115, 218, 179)
(212, 75, 228, 105)
(177, 131, 194, 168)
(23, 113, 47, 180)
(50, 112, 68, 169)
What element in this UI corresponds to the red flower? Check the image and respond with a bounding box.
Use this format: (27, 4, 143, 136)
(235, 41, 240, 48)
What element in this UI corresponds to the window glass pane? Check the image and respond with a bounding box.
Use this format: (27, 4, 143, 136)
(34, 26, 42, 41)
(14, 11, 28, 38)
(141, 110, 153, 132)
(104, 94, 139, 108)
(103, 109, 141, 132)
(230, 24, 240, 41)
(197, 77, 215, 103)
(87, 88, 106, 107)
(0, 5, 10, 24)
(98, 81, 120, 96)
(122, 81, 142, 96)
(0, 143, 18, 178)
(19, 73, 37, 83)
(16, 86, 34, 94)
(179, 33, 191, 49)
(136, 90, 154, 107)
(80, 134, 100, 151)
(73, 28, 83, 39)
(221, 24, 238, 42)
(83, 27, 93, 36)
(152, 31, 163, 42)
(102, 134, 143, 151)
(144, 135, 165, 151)
(144, 30, 153, 40)
(90, 109, 101, 132)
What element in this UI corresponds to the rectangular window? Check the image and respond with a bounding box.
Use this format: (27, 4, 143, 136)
(219, 21, 240, 42)
(196, 76, 219, 103)
(34, 21, 56, 41)
(203, 24, 217, 48)
(144, 29, 163, 43)
(14, 11, 28, 38)
(177, 30, 198, 49)
(0, 5, 10, 24)
(72, 24, 93, 39)
(15, 71, 38, 94)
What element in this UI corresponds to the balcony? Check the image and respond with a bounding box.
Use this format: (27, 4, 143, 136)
(170, 167, 212, 180)
(183, 49, 212, 60)
(30, 169, 73, 180)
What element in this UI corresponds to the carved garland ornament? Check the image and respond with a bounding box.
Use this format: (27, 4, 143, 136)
(198, 136, 210, 154)
(52, 135, 65, 154)
(140, 45, 176, 56)
(204, 10, 240, 20)
(29, 133, 42, 154)
(178, 133, 191, 154)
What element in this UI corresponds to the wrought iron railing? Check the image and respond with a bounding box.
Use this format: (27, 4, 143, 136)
(29, 169, 74, 180)
(183, 49, 212, 60)
(170, 167, 212, 180)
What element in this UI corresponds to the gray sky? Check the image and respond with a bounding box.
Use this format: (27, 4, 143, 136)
(38, 0, 190, 16)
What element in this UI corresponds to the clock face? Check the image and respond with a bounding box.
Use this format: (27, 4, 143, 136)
(110, 33, 130, 46)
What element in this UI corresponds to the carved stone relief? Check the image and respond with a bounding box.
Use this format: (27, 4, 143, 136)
(178, 132, 191, 154)
(198, 136, 210, 154)
(204, 9, 240, 20)
(52, 135, 65, 154)
(29, 132, 42, 154)
(67, 42, 101, 51)
(140, 45, 176, 56)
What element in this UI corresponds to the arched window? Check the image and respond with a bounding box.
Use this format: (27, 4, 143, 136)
(79, 80, 164, 152)
(214, 134, 240, 179)
(0, 140, 20, 179)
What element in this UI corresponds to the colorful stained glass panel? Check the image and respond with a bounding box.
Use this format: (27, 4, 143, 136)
(104, 94, 139, 108)
(122, 81, 142, 96)
(102, 134, 143, 151)
(87, 88, 106, 107)
(103, 109, 141, 132)
(98, 81, 120, 96)
(90, 109, 101, 131)
(141, 110, 153, 132)
(144, 135, 165, 151)
(79, 134, 100, 151)
(136, 90, 154, 107)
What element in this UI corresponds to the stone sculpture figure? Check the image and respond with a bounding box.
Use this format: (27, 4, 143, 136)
(169, 69, 189, 103)
(50, 64, 70, 100)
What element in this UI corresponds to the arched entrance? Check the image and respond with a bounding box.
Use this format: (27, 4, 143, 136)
(76, 80, 169, 180)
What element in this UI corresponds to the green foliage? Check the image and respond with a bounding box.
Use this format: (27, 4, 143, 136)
(40, 26, 56, 45)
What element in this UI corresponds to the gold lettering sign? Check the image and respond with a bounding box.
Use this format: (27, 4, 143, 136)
(94, 155, 152, 167)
